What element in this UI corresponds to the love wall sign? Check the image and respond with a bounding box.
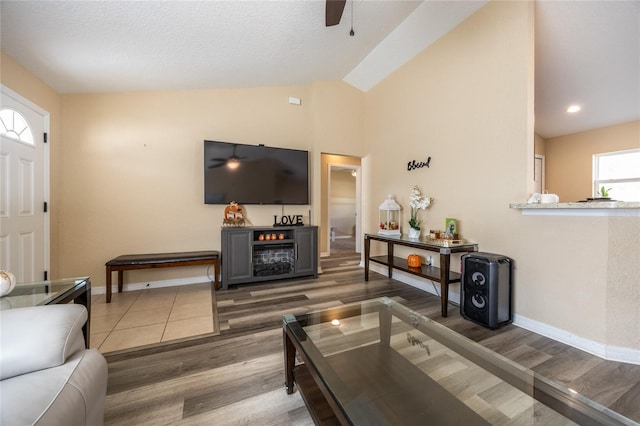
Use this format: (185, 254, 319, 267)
(407, 156, 431, 171)
(273, 215, 304, 226)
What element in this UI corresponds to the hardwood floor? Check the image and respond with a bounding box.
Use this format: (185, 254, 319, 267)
(104, 253, 640, 425)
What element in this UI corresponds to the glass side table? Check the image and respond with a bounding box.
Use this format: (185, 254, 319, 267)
(1, 277, 91, 347)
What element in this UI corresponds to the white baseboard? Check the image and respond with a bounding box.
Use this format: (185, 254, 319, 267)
(366, 264, 640, 365)
(606, 345, 640, 365)
(92, 275, 215, 295)
(513, 314, 640, 365)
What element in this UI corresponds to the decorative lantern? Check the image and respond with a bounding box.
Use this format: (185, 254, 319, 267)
(378, 194, 401, 236)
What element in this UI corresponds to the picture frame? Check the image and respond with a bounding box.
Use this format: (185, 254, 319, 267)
(445, 218, 457, 235)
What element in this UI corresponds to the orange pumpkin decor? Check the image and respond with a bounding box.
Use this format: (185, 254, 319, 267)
(223, 201, 245, 227)
(407, 254, 422, 268)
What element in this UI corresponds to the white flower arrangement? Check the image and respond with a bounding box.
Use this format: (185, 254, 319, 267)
(408, 185, 432, 230)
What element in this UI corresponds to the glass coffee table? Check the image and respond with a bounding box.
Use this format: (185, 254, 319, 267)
(0, 277, 91, 347)
(283, 297, 635, 425)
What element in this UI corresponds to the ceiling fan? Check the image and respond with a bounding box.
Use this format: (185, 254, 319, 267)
(208, 145, 246, 169)
(325, 0, 346, 27)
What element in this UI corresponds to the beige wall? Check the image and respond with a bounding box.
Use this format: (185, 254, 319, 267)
(607, 216, 640, 351)
(329, 170, 356, 236)
(59, 87, 318, 285)
(310, 81, 364, 156)
(534, 133, 546, 156)
(311, 81, 365, 253)
(1, 55, 365, 289)
(364, 0, 533, 252)
(362, 0, 638, 353)
(545, 120, 640, 202)
(331, 171, 356, 198)
(1, 52, 63, 278)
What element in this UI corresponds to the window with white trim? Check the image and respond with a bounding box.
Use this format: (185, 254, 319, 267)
(0, 108, 34, 145)
(593, 149, 640, 201)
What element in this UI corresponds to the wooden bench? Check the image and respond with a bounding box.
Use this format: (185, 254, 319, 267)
(105, 251, 220, 303)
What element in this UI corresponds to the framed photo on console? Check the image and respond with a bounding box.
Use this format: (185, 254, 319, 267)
(445, 218, 457, 235)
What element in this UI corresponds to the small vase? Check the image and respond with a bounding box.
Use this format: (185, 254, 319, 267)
(408, 228, 421, 239)
(0, 270, 16, 297)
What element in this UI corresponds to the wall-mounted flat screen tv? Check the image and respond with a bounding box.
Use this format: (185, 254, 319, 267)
(204, 140, 309, 205)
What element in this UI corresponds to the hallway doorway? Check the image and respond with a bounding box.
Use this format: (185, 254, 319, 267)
(321, 153, 361, 258)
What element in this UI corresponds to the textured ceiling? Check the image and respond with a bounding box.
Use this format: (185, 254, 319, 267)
(0, 0, 423, 93)
(1, 0, 639, 139)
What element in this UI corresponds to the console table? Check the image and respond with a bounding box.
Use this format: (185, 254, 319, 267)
(364, 233, 477, 317)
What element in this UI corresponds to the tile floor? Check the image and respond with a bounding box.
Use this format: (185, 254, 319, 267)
(89, 282, 217, 353)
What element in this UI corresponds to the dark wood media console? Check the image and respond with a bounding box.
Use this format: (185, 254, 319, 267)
(221, 226, 318, 290)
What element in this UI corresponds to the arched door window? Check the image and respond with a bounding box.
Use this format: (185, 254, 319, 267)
(0, 108, 34, 145)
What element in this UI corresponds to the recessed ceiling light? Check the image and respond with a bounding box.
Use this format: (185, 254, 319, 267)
(567, 105, 581, 113)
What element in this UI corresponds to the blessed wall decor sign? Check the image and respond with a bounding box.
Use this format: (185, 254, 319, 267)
(407, 156, 431, 171)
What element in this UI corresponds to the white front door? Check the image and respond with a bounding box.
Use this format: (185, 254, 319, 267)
(0, 86, 49, 283)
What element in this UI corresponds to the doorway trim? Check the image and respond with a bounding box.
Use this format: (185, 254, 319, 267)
(1, 84, 51, 280)
(534, 154, 545, 194)
(327, 162, 361, 256)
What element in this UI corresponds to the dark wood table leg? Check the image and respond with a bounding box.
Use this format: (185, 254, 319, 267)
(440, 253, 451, 317)
(284, 327, 296, 394)
(379, 304, 392, 347)
(214, 259, 220, 290)
(364, 237, 370, 281)
(387, 242, 394, 278)
(73, 280, 91, 348)
(117, 270, 124, 294)
(106, 267, 112, 303)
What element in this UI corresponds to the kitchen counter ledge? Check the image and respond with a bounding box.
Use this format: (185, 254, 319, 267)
(510, 201, 640, 216)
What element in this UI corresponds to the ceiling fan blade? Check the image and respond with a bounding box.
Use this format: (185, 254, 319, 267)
(326, 0, 346, 27)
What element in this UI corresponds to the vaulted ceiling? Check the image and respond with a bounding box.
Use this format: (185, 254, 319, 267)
(534, 0, 639, 138)
(1, 1, 638, 139)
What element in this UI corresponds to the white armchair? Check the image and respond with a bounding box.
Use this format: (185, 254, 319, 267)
(0, 304, 108, 425)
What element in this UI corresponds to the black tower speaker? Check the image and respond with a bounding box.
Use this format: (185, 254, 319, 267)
(460, 252, 513, 329)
